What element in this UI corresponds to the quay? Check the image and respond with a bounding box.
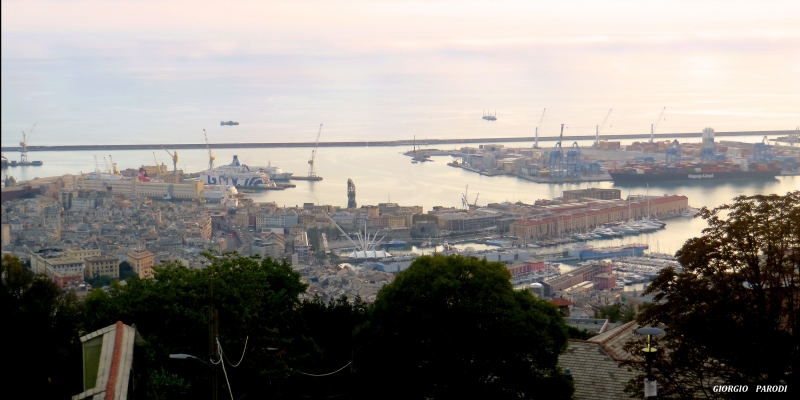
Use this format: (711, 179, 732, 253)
(1, 130, 794, 152)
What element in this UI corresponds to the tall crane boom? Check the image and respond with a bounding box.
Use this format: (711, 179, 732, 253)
(651, 107, 666, 143)
(308, 124, 322, 178)
(109, 155, 119, 174)
(534, 108, 546, 148)
(595, 108, 612, 146)
(20, 124, 35, 164)
(203, 129, 216, 171)
(164, 148, 178, 173)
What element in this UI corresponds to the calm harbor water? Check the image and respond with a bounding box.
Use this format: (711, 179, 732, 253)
(4, 141, 797, 257)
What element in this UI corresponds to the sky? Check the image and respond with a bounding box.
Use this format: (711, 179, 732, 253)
(2, 0, 799, 146)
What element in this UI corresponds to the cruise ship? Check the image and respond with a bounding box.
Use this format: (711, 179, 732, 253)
(199, 155, 276, 189)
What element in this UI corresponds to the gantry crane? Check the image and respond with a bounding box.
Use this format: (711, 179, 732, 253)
(308, 124, 323, 179)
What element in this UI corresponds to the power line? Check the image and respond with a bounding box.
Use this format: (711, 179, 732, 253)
(221, 336, 249, 367)
(296, 361, 352, 377)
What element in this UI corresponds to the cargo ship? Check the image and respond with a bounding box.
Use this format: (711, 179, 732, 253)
(610, 160, 781, 183)
(220, 121, 239, 126)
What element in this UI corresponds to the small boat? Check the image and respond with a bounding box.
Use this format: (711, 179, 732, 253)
(411, 161, 418, 164)
(384, 240, 407, 248)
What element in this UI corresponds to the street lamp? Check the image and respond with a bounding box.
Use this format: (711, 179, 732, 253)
(170, 353, 207, 363)
(636, 327, 665, 398)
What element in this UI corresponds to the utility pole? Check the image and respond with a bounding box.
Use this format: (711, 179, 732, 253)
(208, 280, 219, 400)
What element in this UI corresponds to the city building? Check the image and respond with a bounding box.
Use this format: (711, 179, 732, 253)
(542, 262, 613, 296)
(85, 255, 120, 279)
(251, 232, 285, 261)
(562, 188, 621, 200)
(127, 250, 154, 279)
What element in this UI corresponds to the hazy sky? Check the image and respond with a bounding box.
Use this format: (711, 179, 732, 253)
(2, 0, 799, 146)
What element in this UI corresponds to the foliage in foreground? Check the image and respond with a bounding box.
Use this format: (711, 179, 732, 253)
(623, 191, 800, 399)
(355, 254, 574, 400)
(1, 254, 84, 398)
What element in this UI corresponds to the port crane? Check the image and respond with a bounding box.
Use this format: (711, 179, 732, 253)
(20, 124, 35, 163)
(549, 124, 566, 178)
(203, 129, 216, 171)
(203, 129, 237, 207)
(534, 108, 545, 148)
(308, 124, 322, 178)
(164, 148, 179, 174)
(650, 107, 666, 143)
(595, 108, 612, 146)
(103, 157, 111, 174)
(109, 155, 119, 174)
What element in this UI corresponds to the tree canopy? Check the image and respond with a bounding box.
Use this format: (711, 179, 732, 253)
(1, 254, 84, 398)
(354, 254, 574, 400)
(84, 253, 317, 399)
(628, 191, 800, 398)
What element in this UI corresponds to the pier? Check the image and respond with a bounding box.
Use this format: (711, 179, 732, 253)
(1, 130, 794, 153)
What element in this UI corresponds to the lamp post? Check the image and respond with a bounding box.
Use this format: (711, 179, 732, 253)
(636, 327, 665, 398)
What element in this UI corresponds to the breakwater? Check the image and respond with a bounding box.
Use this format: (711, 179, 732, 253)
(1, 130, 793, 152)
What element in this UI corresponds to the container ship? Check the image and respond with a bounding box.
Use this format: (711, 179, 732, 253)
(610, 160, 781, 183)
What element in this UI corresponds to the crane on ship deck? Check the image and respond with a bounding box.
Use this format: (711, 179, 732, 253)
(307, 124, 323, 179)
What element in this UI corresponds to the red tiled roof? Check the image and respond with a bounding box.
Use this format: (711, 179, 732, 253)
(550, 298, 574, 306)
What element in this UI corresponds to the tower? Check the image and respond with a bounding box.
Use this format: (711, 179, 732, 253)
(347, 179, 357, 209)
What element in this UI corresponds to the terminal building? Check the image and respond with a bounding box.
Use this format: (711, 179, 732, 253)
(510, 195, 688, 240)
(541, 262, 614, 297)
(561, 188, 621, 200)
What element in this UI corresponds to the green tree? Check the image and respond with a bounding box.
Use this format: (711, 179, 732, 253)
(595, 303, 636, 323)
(1, 254, 84, 398)
(119, 260, 136, 280)
(624, 191, 800, 398)
(86, 275, 113, 288)
(84, 253, 313, 399)
(354, 254, 573, 399)
(295, 295, 368, 398)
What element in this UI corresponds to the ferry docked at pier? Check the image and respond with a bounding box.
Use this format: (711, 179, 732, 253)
(199, 155, 277, 189)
